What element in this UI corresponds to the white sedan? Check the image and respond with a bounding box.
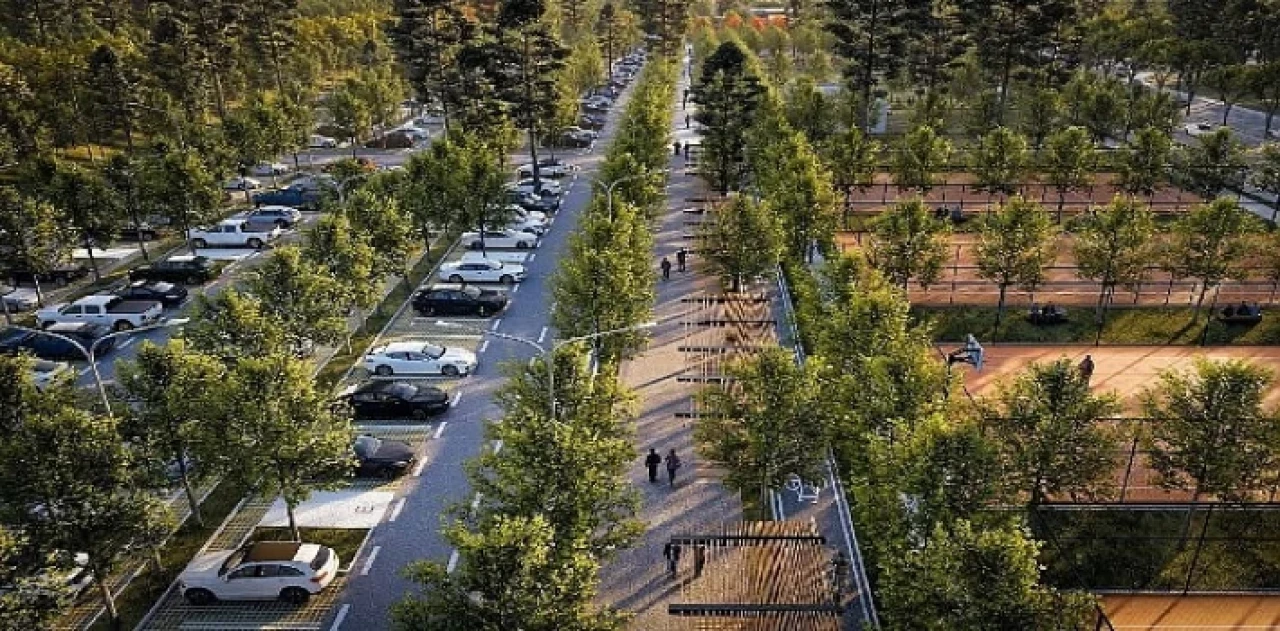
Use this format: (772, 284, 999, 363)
(223, 176, 263, 191)
(506, 178, 562, 197)
(439, 259, 527, 284)
(308, 134, 338, 148)
(517, 162, 573, 178)
(249, 162, 291, 176)
(461, 229, 539, 250)
(364, 341, 477, 377)
(1184, 122, 1215, 137)
(508, 204, 547, 224)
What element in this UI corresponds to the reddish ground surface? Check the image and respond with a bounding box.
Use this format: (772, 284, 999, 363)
(1103, 594, 1280, 630)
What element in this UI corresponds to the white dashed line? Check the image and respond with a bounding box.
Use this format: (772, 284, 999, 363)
(528, 253, 536, 261)
(491, 318, 502, 331)
(433, 421, 449, 439)
(511, 284, 520, 293)
(118, 338, 135, 350)
(478, 340, 490, 354)
(411, 457, 427, 477)
(537, 327, 547, 344)
(360, 546, 380, 576)
(388, 499, 405, 523)
(446, 550, 460, 573)
(330, 604, 350, 631)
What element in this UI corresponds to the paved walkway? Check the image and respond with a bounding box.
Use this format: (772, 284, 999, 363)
(595, 56, 745, 631)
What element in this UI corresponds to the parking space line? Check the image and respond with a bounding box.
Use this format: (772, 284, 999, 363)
(330, 604, 350, 631)
(388, 499, 405, 523)
(491, 318, 502, 331)
(446, 550, 460, 573)
(411, 456, 427, 477)
(433, 421, 448, 439)
(118, 338, 135, 350)
(360, 546, 380, 576)
(511, 284, 520, 293)
(478, 340, 490, 354)
(529, 253, 536, 261)
(537, 327, 547, 344)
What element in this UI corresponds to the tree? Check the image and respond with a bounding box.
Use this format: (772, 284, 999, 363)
(39, 160, 125, 281)
(0, 187, 72, 304)
(1016, 85, 1063, 148)
(822, 127, 880, 229)
(246, 246, 351, 353)
(326, 82, 372, 156)
(0, 394, 172, 626)
(879, 520, 1096, 631)
(1165, 197, 1260, 317)
(890, 125, 952, 194)
(1249, 142, 1280, 222)
(84, 43, 140, 149)
(181, 289, 288, 362)
(1078, 78, 1126, 142)
(984, 358, 1123, 504)
(1073, 196, 1156, 323)
(974, 197, 1056, 325)
(217, 354, 354, 541)
(304, 212, 378, 316)
(868, 198, 950, 289)
(353, 64, 408, 147)
(956, 0, 1076, 123)
(342, 189, 414, 283)
(115, 340, 229, 527)
(693, 41, 764, 195)
(1116, 126, 1173, 198)
(1042, 126, 1098, 223)
(825, 0, 908, 131)
(696, 348, 832, 512)
(0, 62, 43, 160)
(1251, 62, 1280, 138)
(700, 196, 783, 292)
(0, 528, 68, 629)
(136, 143, 224, 254)
(784, 76, 836, 144)
(1204, 63, 1252, 126)
(1174, 127, 1247, 200)
(241, 0, 300, 95)
(970, 126, 1030, 202)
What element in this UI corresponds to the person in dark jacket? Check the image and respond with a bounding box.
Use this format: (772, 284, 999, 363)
(645, 449, 662, 483)
(665, 449, 682, 486)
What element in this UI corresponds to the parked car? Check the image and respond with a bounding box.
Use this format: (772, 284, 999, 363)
(507, 191, 559, 214)
(398, 125, 431, 142)
(178, 541, 340, 605)
(1, 285, 38, 311)
(252, 184, 327, 209)
(508, 204, 548, 226)
(115, 280, 189, 307)
(582, 96, 612, 110)
(117, 221, 160, 242)
(222, 176, 262, 191)
(414, 283, 510, 316)
(129, 255, 219, 285)
(507, 178, 562, 197)
(1184, 122, 1215, 137)
(363, 341, 477, 377)
(365, 131, 416, 149)
(2, 322, 117, 360)
(308, 134, 339, 149)
(249, 162, 291, 176)
(241, 205, 304, 228)
(5, 264, 90, 288)
(29, 358, 72, 389)
(460, 229, 538, 250)
(517, 159, 573, 179)
(188, 220, 282, 249)
(556, 129, 595, 148)
(337, 381, 450, 420)
(505, 217, 548, 236)
(36, 295, 162, 331)
(579, 113, 606, 130)
(353, 434, 418, 478)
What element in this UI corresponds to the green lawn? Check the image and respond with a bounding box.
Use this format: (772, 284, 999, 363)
(918, 305, 1280, 345)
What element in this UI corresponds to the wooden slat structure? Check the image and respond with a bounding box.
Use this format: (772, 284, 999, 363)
(681, 292, 778, 383)
(666, 522, 842, 631)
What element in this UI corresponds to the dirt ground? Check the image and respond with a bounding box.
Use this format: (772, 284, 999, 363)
(1103, 594, 1280, 630)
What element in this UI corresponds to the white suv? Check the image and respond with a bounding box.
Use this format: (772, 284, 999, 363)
(179, 542, 340, 605)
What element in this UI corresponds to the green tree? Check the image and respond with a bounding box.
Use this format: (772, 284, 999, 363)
(1078, 78, 1126, 142)
(1174, 127, 1247, 200)
(1073, 196, 1156, 323)
(1204, 63, 1252, 125)
(822, 127, 880, 229)
(491, 0, 569, 190)
(1116, 126, 1173, 198)
(984, 358, 1123, 505)
(343, 189, 415, 283)
(696, 348, 833, 512)
(1142, 358, 1280, 502)
(354, 64, 409, 147)
(0, 527, 68, 629)
(304, 212, 378, 316)
(0, 187, 72, 304)
(40, 160, 126, 281)
(242, 0, 300, 95)
(1165, 197, 1260, 317)
(218, 354, 354, 541)
(182, 289, 288, 361)
(327, 82, 372, 156)
(693, 41, 764, 194)
(246, 246, 351, 353)
(974, 197, 1056, 325)
(868, 198, 950, 289)
(115, 340, 229, 527)
(1249, 142, 1280, 222)
(137, 143, 224, 254)
(825, 0, 908, 131)
(84, 43, 140, 150)
(1042, 126, 1098, 223)
(956, 0, 1077, 122)
(970, 126, 1030, 202)
(784, 76, 836, 143)
(700, 195, 783, 292)
(1016, 85, 1063, 148)
(890, 125, 952, 194)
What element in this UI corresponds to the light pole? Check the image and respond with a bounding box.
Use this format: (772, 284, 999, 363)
(597, 169, 669, 221)
(436, 320, 657, 419)
(13, 318, 191, 414)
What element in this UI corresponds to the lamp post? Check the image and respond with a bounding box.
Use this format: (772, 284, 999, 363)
(436, 320, 657, 419)
(13, 318, 191, 414)
(597, 169, 669, 221)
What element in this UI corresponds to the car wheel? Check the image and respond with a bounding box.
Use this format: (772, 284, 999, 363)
(114, 320, 135, 332)
(516, 241, 529, 249)
(184, 588, 216, 606)
(191, 238, 208, 248)
(449, 274, 464, 283)
(379, 466, 400, 480)
(141, 231, 156, 242)
(276, 219, 289, 229)
(422, 305, 436, 316)
(280, 587, 310, 605)
(411, 408, 428, 420)
(499, 275, 514, 286)
(53, 276, 68, 288)
(441, 365, 460, 377)
(186, 275, 202, 285)
(374, 365, 393, 377)
(248, 238, 264, 249)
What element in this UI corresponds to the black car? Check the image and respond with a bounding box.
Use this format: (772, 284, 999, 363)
(580, 114, 606, 130)
(506, 190, 559, 214)
(0, 322, 116, 361)
(6, 264, 90, 288)
(129, 256, 218, 285)
(116, 280, 189, 307)
(353, 434, 418, 478)
(412, 284, 508, 317)
(339, 380, 450, 420)
(117, 222, 160, 242)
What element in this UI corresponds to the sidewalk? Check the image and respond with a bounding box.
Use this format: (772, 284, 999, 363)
(595, 57, 744, 630)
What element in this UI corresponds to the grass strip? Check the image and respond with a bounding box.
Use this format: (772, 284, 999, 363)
(918, 305, 1280, 345)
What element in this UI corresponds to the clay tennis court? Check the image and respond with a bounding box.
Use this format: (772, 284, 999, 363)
(1102, 594, 1280, 630)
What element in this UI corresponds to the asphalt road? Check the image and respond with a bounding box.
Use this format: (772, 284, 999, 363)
(330, 91, 629, 629)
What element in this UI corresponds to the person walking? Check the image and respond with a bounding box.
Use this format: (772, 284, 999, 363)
(673, 140, 681, 156)
(663, 542, 681, 577)
(685, 114, 691, 129)
(1078, 354, 1095, 383)
(665, 448, 681, 486)
(645, 448, 662, 483)
(682, 88, 688, 110)
(660, 256, 672, 281)
(677, 247, 688, 272)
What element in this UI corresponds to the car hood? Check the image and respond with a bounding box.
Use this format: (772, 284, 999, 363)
(369, 440, 416, 463)
(439, 347, 476, 364)
(181, 550, 231, 580)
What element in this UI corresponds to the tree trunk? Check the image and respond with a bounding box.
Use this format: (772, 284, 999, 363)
(94, 565, 119, 627)
(1056, 190, 1065, 224)
(179, 455, 203, 528)
(287, 499, 301, 542)
(83, 232, 101, 282)
(995, 283, 1008, 327)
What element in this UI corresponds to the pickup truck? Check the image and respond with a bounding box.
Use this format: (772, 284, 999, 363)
(187, 220, 282, 249)
(252, 183, 327, 209)
(36, 295, 163, 331)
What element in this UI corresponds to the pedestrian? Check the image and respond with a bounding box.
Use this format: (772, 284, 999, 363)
(683, 142, 690, 159)
(645, 448, 662, 483)
(1078, 354, 1095, 383)
(673, 140, 681, 156)
(663, 542, 681, 577)
(665, 448, 681, 486)
(693, 543, 706, 578)
(682, 89, 688, 109)
(685, 114, 691, 129)
(677, 247, 687, 272)
(660, 256, 672, 281)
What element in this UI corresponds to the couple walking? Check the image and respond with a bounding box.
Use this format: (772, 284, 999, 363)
(645, 448, 681, 486)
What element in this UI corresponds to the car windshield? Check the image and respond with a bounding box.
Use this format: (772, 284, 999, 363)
(354, 435, 381, 458)
(310, 546, 331, 571)
(387, 383, 417, 399)
(219, 548, 247, 576)
(422, 343, 445, 358)
(461, 286, 483, 298)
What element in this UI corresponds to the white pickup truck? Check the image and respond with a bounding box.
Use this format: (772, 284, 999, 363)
(36, 295, 163, 331)
(187, 220, 283, 249)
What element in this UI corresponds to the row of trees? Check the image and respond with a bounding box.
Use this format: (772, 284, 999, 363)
(391, 48, 680, 631)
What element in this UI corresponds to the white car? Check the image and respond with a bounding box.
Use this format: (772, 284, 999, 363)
(506, 218, 547, 236)
(179, 542, 340, 605)
(506, 178, 562, 197)
(241, 205, 304, 228)
(29, 359, 72, 389)
(222, 176, 262, 191)
(308, 134, 338, 149)
(508, 205, 548, 225)
(1184, 122, 1215, 137)
(461, 229, 539, 250)
(364, 341, 477, 377)
(438, 259, 527, 284)
(249, 162, 291, 176)
(517, 161, 573, 178)
(1, 285, 38, 311)
(398, 125, 431, 141)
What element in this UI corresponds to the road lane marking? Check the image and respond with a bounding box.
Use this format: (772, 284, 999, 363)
(491, 318, 502, 331)
(536, 327, 547, 344)
(433, 421, 448, 439)
(118, 338, 135, 350)
(446, 550, 460, 573)
(511, 284, 520, 293)
(528, 253, 536, 261)
(411, 457, 427, 477)
(79, 367, 92, 377)
(361, 546, 380, 575)
(388, 499, 405, 523)
(478, 340, 490, 354)
(330, 604, 350, 631)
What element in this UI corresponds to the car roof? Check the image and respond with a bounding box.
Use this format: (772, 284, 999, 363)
(243, 541, 303, 562)
(45, 321, 101, 333)
(381, 341, 436, 353)
(426, 283, 466, 291)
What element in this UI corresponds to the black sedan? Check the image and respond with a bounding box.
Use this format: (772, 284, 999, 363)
(338, 380, 450, 420)
(0, 323, 116, 361)
(116, 281, 188, 307)
(129, 256, 219, 284)
(412, 285, 508, 317)
(353, 434, 418, 478)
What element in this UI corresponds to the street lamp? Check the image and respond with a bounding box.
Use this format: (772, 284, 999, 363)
(436, 320, 658, 418)
(12, 318, 191, 414)
(596, 169, 669, 221)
